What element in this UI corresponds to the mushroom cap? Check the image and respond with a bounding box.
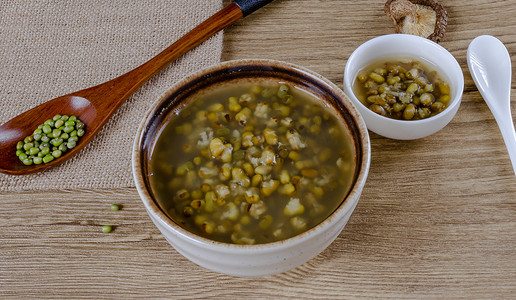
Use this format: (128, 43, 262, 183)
(384, 0, 448, 42)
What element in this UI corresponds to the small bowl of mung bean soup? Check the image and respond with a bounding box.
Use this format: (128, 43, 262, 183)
(132, 59, 370, 277)
(343, 34, 464, 140)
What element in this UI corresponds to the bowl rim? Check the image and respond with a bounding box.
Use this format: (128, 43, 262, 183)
(343, 33, 464, 125)
(132, 58, 371, 252)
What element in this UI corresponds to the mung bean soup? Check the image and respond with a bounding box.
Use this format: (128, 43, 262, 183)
(149, 81, 356, 244)
(353, 57, 451, 120)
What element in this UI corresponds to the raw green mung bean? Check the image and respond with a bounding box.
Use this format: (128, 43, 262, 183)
(54, 119, 64, 129)
(23, 143, 33, 151)
(101, 225, 112, 233)
(52, 150, 62, 158)
(42, 155, 54, 163)
(67, 141, 77, 149)
(40, 147, 50, 156)
(29, 147, 39, 155)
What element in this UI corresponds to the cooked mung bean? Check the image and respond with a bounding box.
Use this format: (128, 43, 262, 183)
(149, 81, 356, 245)
(353, 58, 451, 120)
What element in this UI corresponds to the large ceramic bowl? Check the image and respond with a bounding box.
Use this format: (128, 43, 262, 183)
(132, 59, 371, 277)
(343, 34, 464, 140)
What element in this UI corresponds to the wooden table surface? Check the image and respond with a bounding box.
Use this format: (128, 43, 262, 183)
(1, 0, 515, 298)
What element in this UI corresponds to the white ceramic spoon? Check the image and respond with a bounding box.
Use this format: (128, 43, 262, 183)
(467, 35, 516, 176)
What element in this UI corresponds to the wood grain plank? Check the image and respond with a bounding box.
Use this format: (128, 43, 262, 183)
(1, 0, 515, 298)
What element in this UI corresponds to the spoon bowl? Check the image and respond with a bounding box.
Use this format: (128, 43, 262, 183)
(0, 95, 96, 174)
(467, 35, 516, 175)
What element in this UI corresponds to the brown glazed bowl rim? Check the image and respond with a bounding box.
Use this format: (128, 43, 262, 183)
(132, 59, 371, 251)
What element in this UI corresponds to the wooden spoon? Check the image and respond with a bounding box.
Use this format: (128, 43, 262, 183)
(0, 0, 273, 175)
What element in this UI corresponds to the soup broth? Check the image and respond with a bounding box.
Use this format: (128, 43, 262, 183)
(149, 80, 356, 244)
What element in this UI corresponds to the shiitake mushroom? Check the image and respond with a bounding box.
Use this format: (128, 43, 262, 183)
(384, 0, 448, 42)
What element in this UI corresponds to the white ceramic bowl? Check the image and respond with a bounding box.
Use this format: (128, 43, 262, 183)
(132, 59, 371, 277)
(343, 34, 464, 140)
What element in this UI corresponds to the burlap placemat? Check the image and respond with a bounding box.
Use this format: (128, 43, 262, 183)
(0, 1, 223, 192)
